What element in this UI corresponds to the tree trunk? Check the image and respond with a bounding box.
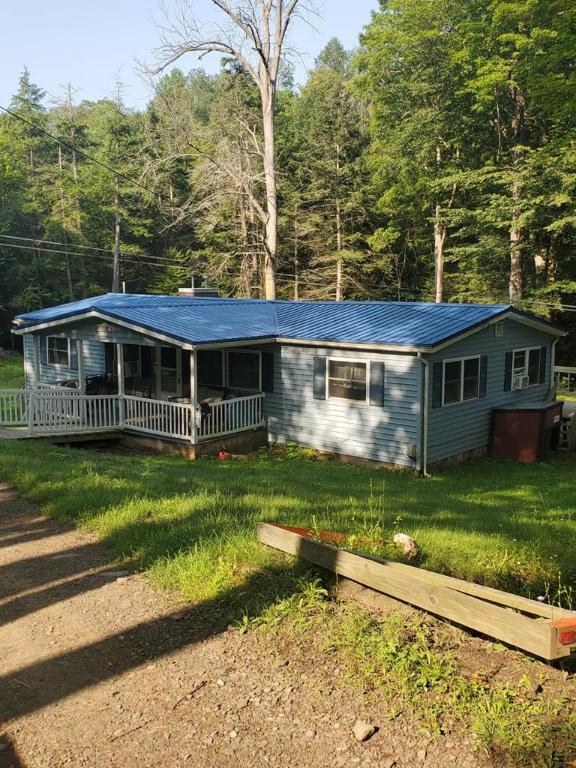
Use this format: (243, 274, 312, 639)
(335, 144, 343, 302)
(112, 200, 121, 293)
(293, 202, 299, 301)
(509, 86, 525, 303)
(261, 88, 277, 300)
(509, 150, 523, 303)
(434, 204, 446, 303)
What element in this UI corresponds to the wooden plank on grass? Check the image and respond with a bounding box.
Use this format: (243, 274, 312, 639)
(271, 524, 571, 622)
(258, 523, 569, 660)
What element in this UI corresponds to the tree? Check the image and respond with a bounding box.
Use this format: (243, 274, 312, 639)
(151, 0, 315, 299)
(291, 39, 371, 300)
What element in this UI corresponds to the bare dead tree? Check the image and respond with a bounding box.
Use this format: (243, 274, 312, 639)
(150, 0, 317, 299)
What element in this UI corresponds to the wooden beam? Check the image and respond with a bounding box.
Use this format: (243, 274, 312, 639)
(269, 525, 570, 621)
(258, 523, 572, 661)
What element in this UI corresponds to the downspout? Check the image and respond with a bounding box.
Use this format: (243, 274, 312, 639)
(418, 353, 430, 477)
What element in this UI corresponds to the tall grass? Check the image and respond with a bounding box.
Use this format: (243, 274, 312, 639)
(0, 440, 574, 610)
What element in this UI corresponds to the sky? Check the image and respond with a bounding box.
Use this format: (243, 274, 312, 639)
(0, 0, 379, 111)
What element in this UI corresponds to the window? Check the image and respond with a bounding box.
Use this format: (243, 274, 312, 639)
(227, 351, 261, 391)
(124, 345, 142, 378)
(327, 359, 367, 401)
(442, 356, 480, 405)
(47, 336, 69, 366)
(512, 347, 541, 388)
(198, 350, 224, 387)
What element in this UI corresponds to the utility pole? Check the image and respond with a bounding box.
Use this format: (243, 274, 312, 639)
(112, 211, 121, 293)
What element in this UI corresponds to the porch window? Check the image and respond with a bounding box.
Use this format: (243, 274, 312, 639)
(124, 345, 142, 378)
(327, 359, 367, 401)
(198, 350, 224, 387)
(47, 336, 69, 366)
(160, 347, 178, 392)
(227, 351, 261, 391)
(442, 356, 480, 405)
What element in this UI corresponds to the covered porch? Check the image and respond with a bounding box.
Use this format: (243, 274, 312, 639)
(1, 336, 268, 445)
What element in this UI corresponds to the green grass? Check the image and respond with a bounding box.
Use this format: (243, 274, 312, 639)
(0, 440, 574, 609)
(0, 351, 24, 389)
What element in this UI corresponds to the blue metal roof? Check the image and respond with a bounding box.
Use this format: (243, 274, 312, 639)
(15, 293, 553, 349)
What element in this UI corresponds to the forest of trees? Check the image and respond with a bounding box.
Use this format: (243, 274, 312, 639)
(1, 0, 575, 352)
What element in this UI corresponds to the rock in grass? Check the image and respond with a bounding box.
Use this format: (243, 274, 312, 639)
(352, 719, 376, 742)
(392, 533, 419, 559)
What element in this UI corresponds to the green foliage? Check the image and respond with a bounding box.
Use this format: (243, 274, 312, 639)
(0, 352, 24, 388)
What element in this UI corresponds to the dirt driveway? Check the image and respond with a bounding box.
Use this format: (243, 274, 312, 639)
(0, 483, 505, 767)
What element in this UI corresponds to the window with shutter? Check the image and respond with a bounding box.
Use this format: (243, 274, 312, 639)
(327, 359, 367, 402)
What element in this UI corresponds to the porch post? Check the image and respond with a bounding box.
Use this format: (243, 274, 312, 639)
(154, 344, 161, 398)
(32, 335, 41, 388)
(77, 340, 85, 393)
(190, 349, 197, 444)
(116, 343, 125, 426)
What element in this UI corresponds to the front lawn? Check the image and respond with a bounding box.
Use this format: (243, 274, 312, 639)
(0, 440, 574, 611)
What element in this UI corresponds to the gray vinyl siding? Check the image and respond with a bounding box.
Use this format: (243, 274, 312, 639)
(21, 319, 162, 387)
(23, 332, 107, 387)
(426, 319, 556, 463)
(264, 344, 421, 467)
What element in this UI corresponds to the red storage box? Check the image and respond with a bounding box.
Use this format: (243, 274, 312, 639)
(491, 401, 563, 463)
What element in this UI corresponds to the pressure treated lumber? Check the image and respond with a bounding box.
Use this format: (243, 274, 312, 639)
(271, 524, 568, 621)
(258, 523, 574, 660)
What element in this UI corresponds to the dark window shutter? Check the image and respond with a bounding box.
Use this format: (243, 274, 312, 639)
(369, 362, 385, 406)
(104, 343, 115, 374)
(539, 345, 547, 384)
(479, 355, 488, 398)
(39, 336, 47, 365)
(262, 352, 274, 393)
(313, 356, 327, 400)
(69, 340, 78, 371)
(504, 351, 513, 391)
(432, 362, 443, 408)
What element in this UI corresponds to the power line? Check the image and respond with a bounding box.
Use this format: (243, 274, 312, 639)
(0, 104, 156, 198)
(0, 234, 186, 268)
(0, 241, 187, 271)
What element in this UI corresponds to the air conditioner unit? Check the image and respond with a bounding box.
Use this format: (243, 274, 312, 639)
(512, 374, 530, 390)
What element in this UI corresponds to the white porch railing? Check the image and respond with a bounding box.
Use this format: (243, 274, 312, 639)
(0, 389, 265, 443)
(198, 393, 265, 440)
(30, 392, 120, 433)
(555, 366, 576, 395)
(0, 390, 30, 426)
(124, 395, 194, 440)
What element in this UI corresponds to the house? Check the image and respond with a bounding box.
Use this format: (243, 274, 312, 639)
(2, 292, 565, 471)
